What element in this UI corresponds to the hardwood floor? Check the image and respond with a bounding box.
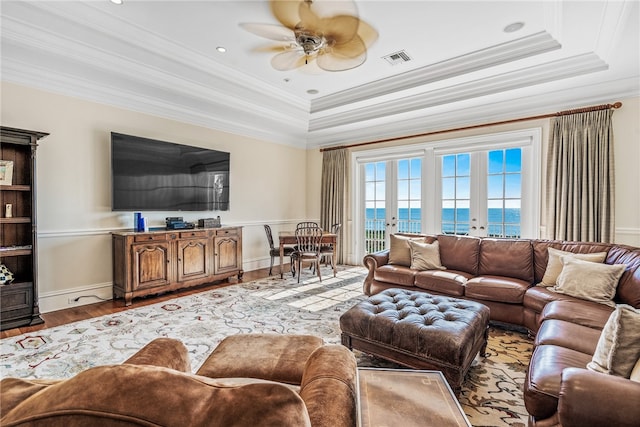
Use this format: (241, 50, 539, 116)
(0, 267, 273, 339)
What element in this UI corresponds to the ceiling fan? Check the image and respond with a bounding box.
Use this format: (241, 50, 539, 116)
(240, 0, 378, 72)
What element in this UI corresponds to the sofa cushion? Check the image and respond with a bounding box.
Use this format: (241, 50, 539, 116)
(414, 269, 471, 297)
(587, 304, 640, 378)
(465, 275, 530, 304)
(388, 234, 426, 266)
(478, 239, 533, 283)
(539, 300, 614, 330)
(523, 287, 583, 314)
(408, 240, 446, 271)
(553, 257, 625, 307)
(538, 247, 607, 287)
(0, 364, 312, 427)
(374, 265, 418, 287)
(534, 319, 601, 355)
(196, 333, 323, 385)
(436, 234, 480, 276)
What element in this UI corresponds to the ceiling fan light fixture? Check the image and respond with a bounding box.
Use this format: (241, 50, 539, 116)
(242, 0, 378, 72)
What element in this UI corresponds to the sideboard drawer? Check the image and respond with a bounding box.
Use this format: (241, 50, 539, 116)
(180, 231, 207, 238)
(134, 234, 167, 242)
(215, 228, 237, 236)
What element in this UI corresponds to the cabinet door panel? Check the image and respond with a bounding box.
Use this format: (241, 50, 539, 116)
(177, 238, 209, 281)
(214, 236, 240, 274)
(132, 243, 171, 289)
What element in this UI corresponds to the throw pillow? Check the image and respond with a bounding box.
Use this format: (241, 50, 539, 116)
(408, 240, 446, 271)
(587, 304, 640, 378)
(553, 257, 625, 307)
(388, 234, 425, 267)
(0, 264, 14, 285)
(538, 247, 607, 287)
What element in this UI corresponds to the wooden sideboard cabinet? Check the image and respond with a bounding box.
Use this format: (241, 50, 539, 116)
(112, 226, 243, 306)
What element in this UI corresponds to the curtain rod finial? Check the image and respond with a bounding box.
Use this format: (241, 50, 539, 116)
(613, 102, 622, 109)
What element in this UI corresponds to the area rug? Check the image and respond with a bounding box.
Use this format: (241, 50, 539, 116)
(1, 266, 533, 427)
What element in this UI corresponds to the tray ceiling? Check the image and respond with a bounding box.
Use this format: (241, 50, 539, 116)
(1, 1, 638, 148)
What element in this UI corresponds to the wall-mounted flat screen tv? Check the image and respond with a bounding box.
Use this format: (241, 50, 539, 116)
(111, 132, 229, 211)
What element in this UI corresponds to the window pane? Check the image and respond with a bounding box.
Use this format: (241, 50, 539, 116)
(365, 182, 375, 198)
(457, 154, 470, 175)
(365, 163, 375, 181)
(375, 182, 385, 199)
(442, 155, 455, 177)
(398, 159, 408, 179)
(442, 177, 455, 199)
(456, 177, 470, 199)
(410, 158, 421, 179)
(505, 148, 522, 173)
(410, 181, 421, 199)
(398, 180, 409, 199)
(505, 174, 521, 198)
(376, 162, 385, 178)
(488, 175, 503, 198)
(488, 150, 504, 174)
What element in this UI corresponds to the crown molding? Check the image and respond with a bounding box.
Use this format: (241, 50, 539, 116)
(306, 77, 639, 148)
(310, 31, 561, 113)
(309, 53, 608, 132)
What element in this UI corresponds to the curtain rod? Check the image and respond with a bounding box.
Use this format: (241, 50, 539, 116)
(319, 101, 623, 152)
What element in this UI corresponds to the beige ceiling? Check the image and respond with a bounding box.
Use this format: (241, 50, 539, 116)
(1, 0, 638, 148)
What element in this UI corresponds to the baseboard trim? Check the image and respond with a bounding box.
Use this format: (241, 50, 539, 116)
(39, 282, 113, 314)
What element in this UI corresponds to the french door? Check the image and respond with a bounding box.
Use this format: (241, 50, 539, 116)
(362, 156, 423, 253)
(353, 129, 540, 261)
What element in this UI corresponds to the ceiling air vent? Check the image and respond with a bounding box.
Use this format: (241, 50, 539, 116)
(383, 50, 412, 65)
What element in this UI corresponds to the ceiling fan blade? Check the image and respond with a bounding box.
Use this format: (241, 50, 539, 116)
(317, 48, 366, 71)
(271, 49, 308, 71)
(239, 23, 295, 42)
(321, 15, 359, 44)
(297, 0, 323, 33)
(329, 35, 366, 58)
(307, 0, 358, 19)
(251, 44, 291, 54)
(270, 0, 302, 30)
(355, 19, 379, 48)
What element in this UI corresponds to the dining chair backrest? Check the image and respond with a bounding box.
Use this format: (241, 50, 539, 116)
(296, 221, 319, 230)
(295, 226, 323, 255)
(263, 224, 275, 250)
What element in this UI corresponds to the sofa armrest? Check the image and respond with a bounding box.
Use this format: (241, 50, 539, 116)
(300, 345, 358, 427)
(558, 367, 640, 427)
(362, 250, 389, 295)
(123, 337, 191, 372)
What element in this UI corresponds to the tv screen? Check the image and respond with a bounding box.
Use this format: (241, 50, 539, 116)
(111, 132, 229, 211)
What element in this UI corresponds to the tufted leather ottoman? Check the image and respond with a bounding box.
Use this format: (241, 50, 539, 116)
(340, 288, 490, 394)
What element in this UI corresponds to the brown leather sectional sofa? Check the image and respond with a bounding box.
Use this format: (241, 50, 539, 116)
(363, 233, 640, 427)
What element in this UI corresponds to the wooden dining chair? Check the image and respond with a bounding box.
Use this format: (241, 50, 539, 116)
(320, 223, 341, 276)
(296, 221, 319, 229)
(293, 226, 323, 283)
(264, 224, 296, 277)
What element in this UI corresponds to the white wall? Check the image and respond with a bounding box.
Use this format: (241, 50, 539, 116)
(3, 82, 638, 312)
(1, 82, 308, 312)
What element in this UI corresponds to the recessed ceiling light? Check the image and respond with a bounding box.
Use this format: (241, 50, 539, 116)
(110, 0, 123, 5)
(307, 89, 319, 95)
(216, 46, 226, 53)
(503, 22, 525, 33)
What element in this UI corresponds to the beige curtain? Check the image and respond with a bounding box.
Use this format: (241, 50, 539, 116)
(320, 149, 347, 263)
(546, 108, 615, 242)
